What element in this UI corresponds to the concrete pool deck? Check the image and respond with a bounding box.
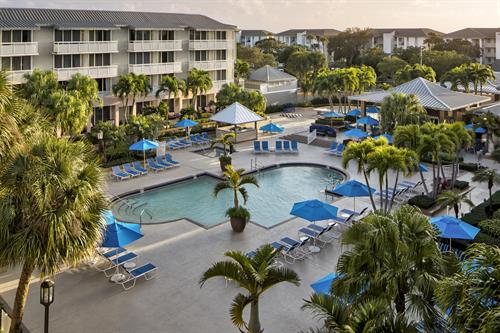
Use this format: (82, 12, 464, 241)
(0, 109, 496, 333)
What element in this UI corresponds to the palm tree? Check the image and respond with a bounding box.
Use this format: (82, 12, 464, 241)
(113, 73, 135, 123)
(19, 69, 59, 110)
(380, 93, 427, 132)
(335, 205, 447, 329)
(440, 122, 472, 187)
(302, 294, 418, 332)
(156, 75, 180, 109)
(45, 89, 90, 136)
(200, 244, 300, 333)
(441, 65, 470, 92)
(313, 70, 340, 110)
(211, 132, 236, 156)
(187, 68, 213, 110)
(436, 243, 500, 332)
(338, 67, 360, 111)
(472, 168, 500, 214)
(467, 63, 494, 94)
(356, 65, 377, 95)
(214, 165, 259, 209)
(0, 134, 107, 333)
(66, 73, 101, 109)
(437, 190, 474, 218)
(394, 64, 436, 84)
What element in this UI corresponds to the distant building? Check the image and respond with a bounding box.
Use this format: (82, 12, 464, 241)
(275, 29, 340, 58)
(244, 65, 298, 105)
(443, 28, 500, 67)
(371, 28, 444, 54)
(237, 30, 274, 47)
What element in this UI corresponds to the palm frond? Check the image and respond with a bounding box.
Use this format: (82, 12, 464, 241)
(229, 293, 253, 330)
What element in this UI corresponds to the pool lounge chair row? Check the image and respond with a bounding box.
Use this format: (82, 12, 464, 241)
(111, 154, 180, 180)
(189, 133, 211, 146)
(166, 133, 211, 150)
(253, 140, 299, 154)
(281, 112, 303, 118)
(325, 142, 345, 156)
(97, 247, 158, 290)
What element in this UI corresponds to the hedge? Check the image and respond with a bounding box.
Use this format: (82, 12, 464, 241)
(462, 190, 500, 226)
(479, 219, 500, 239)
(408, 195, 436, 209)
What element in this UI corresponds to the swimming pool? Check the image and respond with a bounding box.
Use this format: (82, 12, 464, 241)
(112, 165, 345, 228)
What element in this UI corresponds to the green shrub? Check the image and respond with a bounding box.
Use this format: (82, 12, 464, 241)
(101, 156, 136, 168)
(453, 180, 469, 190)
(462, 190, 500, 226)
(492, 148, 500, 163)
(479, 219, 500, 239)
(226, 206, 251, 219)
(473, 232, 500, 246)
(295, 102, 312, 107)
(460, 162, 486, 172)
(265, 105, 284, 113)
(408, 195, 436, 209)
(315, 118, 345, 126)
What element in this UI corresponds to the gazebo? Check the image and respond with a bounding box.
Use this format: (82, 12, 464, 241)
(210, 102, 264, 143)
(348, 77, 491, 122)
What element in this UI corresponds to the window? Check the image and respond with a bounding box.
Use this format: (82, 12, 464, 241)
(161, 30, 175, 40)
(55, 30, 82, 42)
(215, 70, 226, 81)
(216, 31, 227, 40)
(54, 54, 82, 68)
(0, 56, 31, 71)
(89, 30, 111, 41)
(89, 53, 111, 67)
(130, 30, 152, 41)
(189, 30, 208, 40)
(129, 52, 151, 65)
(1, 30, 31, 43)
(92, 106, 113, 125)
(196, 95, 207, 108)
(215, 50, 226, 60)
(161, 51, 174, 63)
(95, 78, 110, 92)
(193, 50, 207, 61)
(136, 101, 151, 115)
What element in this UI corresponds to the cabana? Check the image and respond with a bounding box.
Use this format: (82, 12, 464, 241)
(348, 77, 491, 123)
(210, 102, 264, 143)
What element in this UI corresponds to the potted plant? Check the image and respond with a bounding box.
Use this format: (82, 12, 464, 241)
(211, 132, 236, 171)
(213, 165, 259, 232)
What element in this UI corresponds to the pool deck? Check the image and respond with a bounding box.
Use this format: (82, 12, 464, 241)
(0, 109, 496, 333)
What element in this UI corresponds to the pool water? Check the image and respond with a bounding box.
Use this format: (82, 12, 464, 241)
(112, 165, 344, 228)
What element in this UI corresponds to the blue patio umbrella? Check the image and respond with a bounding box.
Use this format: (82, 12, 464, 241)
(332, 180, 375, 211)
(419, 163, 429, 172)
(374, 133, 393, 144)
(366, 106, 380, 113)
(357, 116, 379, 126)
(430, 215, 480, 245)
(347, 109, 361, 117)
(475, 127, 487, 134)
(129, 139, 159, 167)
(175, 119, 199, 136)
(323, 111, 345, 118)
(344, 128, 369, 140)
(290, 199, 338, 222)
(310, 272, 339, 295)
(464, 123, 474, 130)
(260, 122, 284, 133)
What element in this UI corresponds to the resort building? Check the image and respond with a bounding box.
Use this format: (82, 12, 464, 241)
(443, 28, 500, 67)
(0, 7, 237, 126)
(275, 29, 340, 58)
(244, 65, 298, 105)
(371, 28, 444, 54)
(237, 30, 274, 47)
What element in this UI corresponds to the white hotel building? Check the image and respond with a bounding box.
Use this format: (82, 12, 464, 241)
(0, 8, 237, 126)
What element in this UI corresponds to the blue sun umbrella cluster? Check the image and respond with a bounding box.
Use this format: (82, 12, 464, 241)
(344, 128, 369, 140)
(356, 116, 379, 126)
(430, 215, 480, 240)
(260, 122, 284, 133)
(129, 139, 159, 167)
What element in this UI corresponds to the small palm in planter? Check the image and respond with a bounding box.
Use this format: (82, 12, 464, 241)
(214, 165, 259, 232)
(211, 133, 236, 171)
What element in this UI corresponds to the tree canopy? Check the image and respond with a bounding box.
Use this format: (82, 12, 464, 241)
(328, 28, 373, 66)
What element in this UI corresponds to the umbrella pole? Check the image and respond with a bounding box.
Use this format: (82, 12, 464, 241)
(353, 196, 356, 211)
(143, 150, 146, 168)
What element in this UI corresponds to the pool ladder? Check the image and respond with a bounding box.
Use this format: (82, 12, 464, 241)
(250, 157, 264, 173)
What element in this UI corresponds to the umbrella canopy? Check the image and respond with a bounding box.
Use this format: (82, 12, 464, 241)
(290, 199, 338, 222)
(419, 163, 429, 172)
(475, 127, 487, 134)
(366, 106, 380, 113)
(374, 133, 393, 144)
(129, 139, 159, 151)
(332, 180, 375, 197)
(260, 122, 284, 133)
(175, 119, 198, 128)
(323, 111, 345, 118)
(347, 109, 361, 117)
(101, 210, 143, 248)
(357, 116, 379, 126)
(310, 273, 339, 295)
(464, 123, 474, 130)
(430, 215, 480, 240)
(344, 128, 369, 139)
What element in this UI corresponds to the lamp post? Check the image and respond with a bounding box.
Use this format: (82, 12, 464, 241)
(96, 130, 106, 162)
(40, 279, 55, 333)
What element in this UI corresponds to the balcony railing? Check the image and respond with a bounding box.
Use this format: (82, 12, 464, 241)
(128, 40, 183, 52)
(189, 40, 233, 50)
(189, 60, 230, 71)
(128, 62, 182, 75)
(54, 65, 118, 81)
(53, 41, 119, 54)
(212, 80, 229, 91)
(6, 70, 32, 84)
(0, 42, 38, 56)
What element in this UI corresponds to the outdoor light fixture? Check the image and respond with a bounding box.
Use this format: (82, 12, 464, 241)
(96, 130, 104, 140)
(40, 279, 55, 333)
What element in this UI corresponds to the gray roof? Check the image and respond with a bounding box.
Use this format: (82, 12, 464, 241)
(444, 28, 500, 39)
(0, 7, 236, 30)
(210, 102, 263, 124)
(248, 65, 296, 82)
(372, 28, 443, 37)
(276, 29, 340, 36)
(443, 81, 500, 95)
(349, 77, 490, 111)
(474, 102, 500, 117)
(240, 30, 274, 36)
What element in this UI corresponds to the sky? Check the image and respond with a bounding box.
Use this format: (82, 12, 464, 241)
(0, 0, 499, 33)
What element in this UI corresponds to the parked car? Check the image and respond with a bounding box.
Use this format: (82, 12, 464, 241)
(309, 124, 336, 137)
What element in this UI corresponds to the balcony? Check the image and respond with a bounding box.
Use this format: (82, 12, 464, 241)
(0, 42, 38, 56)
(128, 62, 182, 75)
(6, 70, 32, 84)
(53, 41, 119, 54)
(189, 40, 233, 50)
(189, 60, 230, 71)
(54, 65, 118, 81)
(128, 40, 183, 52)
(212, 80, 229, 91)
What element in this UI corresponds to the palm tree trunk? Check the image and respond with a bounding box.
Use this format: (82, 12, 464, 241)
(454, 204, 459, 218)
(488, 183, 493, 213)
(419, 169, 430, 196)
(9, 260, 35, 333)
(440, 162, 447, 186)
(362, 168, 377, 211)
(395, 287, 406, 316)
(432, 163, 437, 199)
(384, 173, 390, 214)
(248, 300, 261, 333)
(234, 188, 239, 209)
(388, 170, 400, 213)
(379, 175, 384, 212)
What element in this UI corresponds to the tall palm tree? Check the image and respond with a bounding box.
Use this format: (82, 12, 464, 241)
(356, 65, 377, 95)
(437, 190, 474, 218)
(0, 135, 107, 333)
(66, 73, 101, 109)
(380, 93, 427, 133)
(313, 70, 340, 110)
(335, 205, 447, 329)
(394, 64, 436, 84)
(187, 68, 213, 110)
(156, 75, 181, 110)
(467, 63, 495, 94)
(213, 165, 259, 209)
(200, 244, 300, 333)
(472, 168, 500, 214)
(113, 73, 136, 123)
(338, 67, 360, 111)
(440, 122, 472, 187)
(210, 132, 236, 156)
(19, 69, 59, 110)
(46, 89, 90, 136)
